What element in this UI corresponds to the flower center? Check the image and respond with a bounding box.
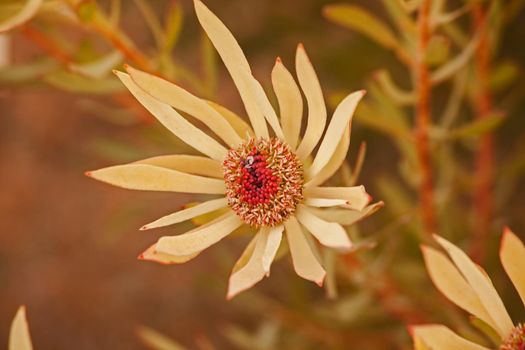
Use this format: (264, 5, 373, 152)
(500, 324, 525, 350)
(223, 137, 303, 227)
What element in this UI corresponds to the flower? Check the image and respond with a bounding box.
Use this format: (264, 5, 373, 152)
(87, 0, 381, 299)
(411, 229, 525, 349)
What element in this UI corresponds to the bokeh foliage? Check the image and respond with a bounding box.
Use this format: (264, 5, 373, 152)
(1, 0, 525, 349)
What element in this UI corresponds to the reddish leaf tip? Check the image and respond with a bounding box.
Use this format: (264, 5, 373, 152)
(420, 244, 431, 255)
(84, 171, 92, 177)
(406, 325, 415, 337)
(316, 275, 326, 287)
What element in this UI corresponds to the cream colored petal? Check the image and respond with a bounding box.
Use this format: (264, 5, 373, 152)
(271, 58, 303, 149)
(296, 205, 352, 250)
(231, 233, 258, 275)
(435, 235, 514, 338)
(0, 0, 42, 33)
(207, 100, 254, 138)
(141, 198, 228, 230)
(194, 0, 269, 139)
(305, 125, 350, 187)
(126, 65, 243, 148)
(227, 228, 269, 299)
(307, 90, 365, 178)
(500, 228, 525, 307)
(246, 75, 285, 139)
(9, 306, 33, 350)
(304, 198, 348, 207)
(412, 324, 489, 350)
(262, 225, 284, 274)
(303, 185, 370, 211)
(294, 44, 327, 160)
(308, 201, 384, 225)
(87, 164, 225, 194)
(285, 216, 326, 285)
(135, 154, 223, 178)
(421, 246, 497, 331)
(115, 71, 227, 160)
(156, 212, 242, 256)
(138, 243, 200, 264)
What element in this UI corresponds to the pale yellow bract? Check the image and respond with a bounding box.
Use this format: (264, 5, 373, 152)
(88, 0, 382, 299)
(411, 229, 525, 350)
(9, 306, 33, 350)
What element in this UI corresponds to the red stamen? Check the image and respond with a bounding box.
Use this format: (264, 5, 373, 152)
(223, 138, 303, 227)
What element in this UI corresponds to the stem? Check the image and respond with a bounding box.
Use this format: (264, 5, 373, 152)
(20, 25, 72, 64)
(414, 0, 436, 235)
(91, 23, 152, 73)
(471, 4, 493, 262)
(66, 0, 153, 73)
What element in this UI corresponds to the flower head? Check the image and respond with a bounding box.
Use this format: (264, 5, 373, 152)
(87, 0, 381, 299)
(223, 137, 304, 227)
(411, 228, 525, 349)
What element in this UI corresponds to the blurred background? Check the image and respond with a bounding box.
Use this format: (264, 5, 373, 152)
(1, 0, 524, 349)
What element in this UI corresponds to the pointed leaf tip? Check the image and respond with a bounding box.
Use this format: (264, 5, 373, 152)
(9, 305, 33, 350)
(316, 275, 326, 287)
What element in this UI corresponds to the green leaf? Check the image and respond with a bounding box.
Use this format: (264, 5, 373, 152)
(136, 326, 188, 350)
(425, 35, 450, 67)
(323, 4, 400, 51)
(76, 1, 98, 23)
(449, 115, 504, 139)
(323, 249, 338, 299)
(0, 0, 42, 33)
(163, 1, 183, 53)
(376, 176, 414, 216)
(43, 70, 123, 94)
(430, 32, 480, 84)
(490, 60, 519, 92)
(134, 0, 164, 49)
(374, 69, 415, 105)
(88, 138, 146, 162)
(354, 100, 411, 139)
(381, 0, 417, 34)
(431, 4, 468, 28)
(69, 50, 123, 79)
(0, 59, 57, 84)
(223, 324, 261, 350)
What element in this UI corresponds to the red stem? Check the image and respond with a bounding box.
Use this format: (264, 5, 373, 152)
(20, 24, 72, 64)
(414, 0, 436, 235)
(471, 4, 493, 262)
